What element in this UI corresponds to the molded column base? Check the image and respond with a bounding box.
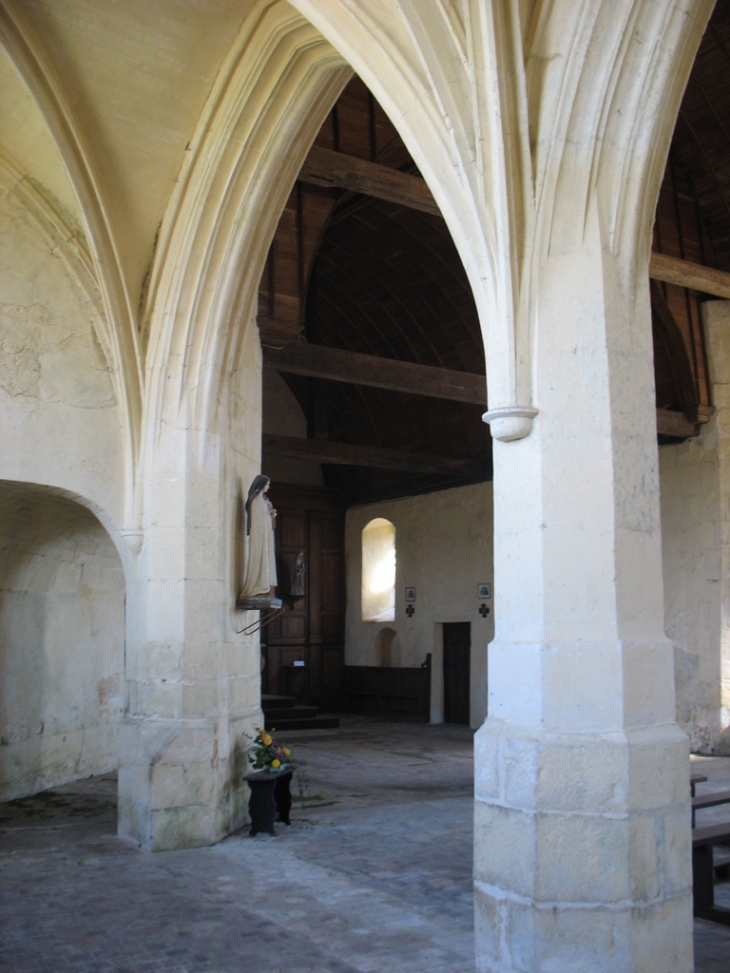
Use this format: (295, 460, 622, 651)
(117, 716, 248, 851)
(474, 719, 693, 973)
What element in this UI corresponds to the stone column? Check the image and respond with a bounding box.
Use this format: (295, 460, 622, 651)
(702, 300, 730, 750)
(475, 220, 693, 971)
(117, 414, 260, 851)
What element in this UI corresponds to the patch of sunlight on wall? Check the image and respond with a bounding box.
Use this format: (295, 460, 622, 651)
(362, 518, 395, 622)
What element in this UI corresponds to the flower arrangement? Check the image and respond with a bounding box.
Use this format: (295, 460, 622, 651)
(247, 727, 292, 772)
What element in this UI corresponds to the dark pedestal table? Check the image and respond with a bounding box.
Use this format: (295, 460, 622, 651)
(244, 769, 293, 836)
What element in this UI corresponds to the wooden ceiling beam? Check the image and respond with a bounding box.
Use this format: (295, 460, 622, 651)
(301, 147, 730, 301)
(263, 342, 487, 405)
(299, 146, 441, 216)
(265, 343, 697, 439)
(263, 434, 476, 475)
(656, 408, 698, 438)
(650, 252, 730, 299)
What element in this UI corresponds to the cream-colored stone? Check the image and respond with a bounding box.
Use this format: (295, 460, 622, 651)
(135, 678, 184, 720)
(0, 487, 124, 801)
(503, 899, 630, 973)
(629, 815, 660, 901)
(501, 734, 539, 810)
(0, 0, 715, 966)
(628, 895, 694, 973)
(529, 903, 631, 973)
(150, 761, 212, 810)
(472, 884, 504, 971)
(182, 679, 219, 721)
(541, 642, 625, 731)
(626, 724, 690, 810)
(474, 801, 535, 898)
(150, 724, 217, 766)
(144, 580, 187, 644)
(535, 812, 631, 902)
(661, 804, 694, 896)
(535, 738, 628, 814)
(622, 641, 678, 728)
(487, 642, 543, 727)
(473, 721, 501, 801)
(149, 804, 216, 851)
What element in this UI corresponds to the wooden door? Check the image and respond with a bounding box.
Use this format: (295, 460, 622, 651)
(443, 622, 470, 725)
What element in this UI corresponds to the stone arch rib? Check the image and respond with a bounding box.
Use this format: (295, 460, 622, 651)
(0, 3, 142, 519)
(142, 1, 350, 457)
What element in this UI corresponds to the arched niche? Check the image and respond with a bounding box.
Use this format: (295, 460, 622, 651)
(0, 481, 125, 802)
(374, 626, 400, 667)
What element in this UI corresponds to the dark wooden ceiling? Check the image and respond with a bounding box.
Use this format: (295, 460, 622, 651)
(261, 0, 730, 507)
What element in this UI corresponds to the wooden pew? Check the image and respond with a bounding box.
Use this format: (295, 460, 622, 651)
(341, 659, 431, 722)
(692, 821, 730, 925)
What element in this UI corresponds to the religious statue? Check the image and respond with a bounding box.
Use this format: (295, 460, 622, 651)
(238, 474, 278, 604)
(290, 550, 305, 598)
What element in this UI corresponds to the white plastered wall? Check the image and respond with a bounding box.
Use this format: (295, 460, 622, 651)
(345, 482, 494, 727)
(660, 431, 723, 752)
(0, 486, 125, 800)
(0, 182, 124, 518)
(0, 162, 127, 801)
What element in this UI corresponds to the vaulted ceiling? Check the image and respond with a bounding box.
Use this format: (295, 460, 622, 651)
(261, 0, 730, 507)
(1, 1, 729, 510)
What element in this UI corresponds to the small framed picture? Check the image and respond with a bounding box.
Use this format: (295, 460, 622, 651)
(405, 586, 416, 603)
(478, 583, 491, 599)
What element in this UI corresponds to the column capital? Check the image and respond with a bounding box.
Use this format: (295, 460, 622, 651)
(482, 405, 537, 442)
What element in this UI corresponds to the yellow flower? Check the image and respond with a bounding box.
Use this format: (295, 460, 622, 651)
(271, 758, 281, 768)
(283, 748, 291, 757)
(261, 732, 272, 746)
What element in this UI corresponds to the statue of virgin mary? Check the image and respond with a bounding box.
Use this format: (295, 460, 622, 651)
(238, 474, 278, 602)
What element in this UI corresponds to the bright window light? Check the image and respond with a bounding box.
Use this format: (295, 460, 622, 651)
(362, 518, 396, 622)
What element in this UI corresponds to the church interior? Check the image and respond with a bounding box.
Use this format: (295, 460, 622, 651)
(1, 1, 730, 970)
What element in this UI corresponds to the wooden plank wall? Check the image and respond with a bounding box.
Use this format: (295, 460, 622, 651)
(653, 154, 714, 424)
(261, 484, 345, 707)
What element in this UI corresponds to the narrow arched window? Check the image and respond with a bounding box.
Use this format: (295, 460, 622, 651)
(361, 518, 396, 622)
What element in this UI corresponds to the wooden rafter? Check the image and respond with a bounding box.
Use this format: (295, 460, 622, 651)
(299, 146, 440, 216)
(263, 344, 486, 405)
(263, 434, 478, 475)
(656, 409, 697, 438)
(650, 252, 730, 300)
(300, 146, 730, 300)
(265, 342, 696, 438)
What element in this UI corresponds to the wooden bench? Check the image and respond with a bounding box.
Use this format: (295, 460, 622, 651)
(692, 788, 730, 812)
(341, 659, 431, 722)
(692, 821, 730, 925)
(692, 787, 730, 827)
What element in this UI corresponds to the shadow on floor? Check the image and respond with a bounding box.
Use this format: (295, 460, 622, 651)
(1, 718, 729, 972)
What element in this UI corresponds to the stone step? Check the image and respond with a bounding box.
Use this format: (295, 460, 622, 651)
(262, 694, 339, 732)
(265, 704, 320, 722)
(262, 694, 297, 710)
(266, 714, 340, 731)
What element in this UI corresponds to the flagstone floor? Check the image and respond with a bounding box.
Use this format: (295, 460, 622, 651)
(1, 717, 729, 972)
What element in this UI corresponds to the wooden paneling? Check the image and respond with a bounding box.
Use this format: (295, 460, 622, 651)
(262, 485, 345, 707)
(652, 156, 714, 425)
(341, 664, 431, 722)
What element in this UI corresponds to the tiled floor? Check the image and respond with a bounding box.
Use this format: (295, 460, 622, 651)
(1, 718, 729, 972)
